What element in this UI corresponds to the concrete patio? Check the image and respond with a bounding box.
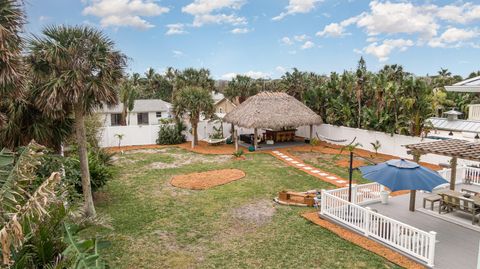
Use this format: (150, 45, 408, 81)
(368, 184, 480, 269)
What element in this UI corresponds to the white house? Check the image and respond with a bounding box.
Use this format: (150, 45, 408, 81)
(98, 99, 172, 126)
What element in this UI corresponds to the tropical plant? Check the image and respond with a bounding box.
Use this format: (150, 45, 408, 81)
(114, 133, 124, 150)
(224, 75, 259, 104)
(173, 86, 215, 147)
(119, 79, 136, 125)
(156, 122, 186, 145)
(27, 25, 127, 217)
(0, 142, 63, 266)
(232, 149, 244, 158)
(0, 0, 25, 127)
(370, 140, 381, 156)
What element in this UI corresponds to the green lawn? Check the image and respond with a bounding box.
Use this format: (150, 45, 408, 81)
(88, 147, 400, 268)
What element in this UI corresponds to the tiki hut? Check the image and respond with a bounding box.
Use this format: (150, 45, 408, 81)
(223, 92, 322, 149)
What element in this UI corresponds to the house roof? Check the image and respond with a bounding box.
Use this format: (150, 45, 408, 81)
(99, 99, 171, 113)
(223, 91, 322, 129)
(405, 139, 480, 161)
(427, 117, 480, 133)
(445, 76, 480, 92)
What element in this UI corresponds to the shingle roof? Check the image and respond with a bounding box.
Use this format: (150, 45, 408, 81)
(427, 117, 480, 133)
(99, 99, 171, 113)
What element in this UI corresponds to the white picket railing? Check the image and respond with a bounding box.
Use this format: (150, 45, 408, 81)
(437, 166, 480, 186)
(321, 191, 437, 267)
(326, 182, 383, 205)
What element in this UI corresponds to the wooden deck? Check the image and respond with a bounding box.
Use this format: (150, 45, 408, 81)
(368, 184, 480, 269)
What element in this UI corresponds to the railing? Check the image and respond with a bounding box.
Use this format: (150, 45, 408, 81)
(321, 191, 437, 267)
(438, 166, 480, 186)
(326, 182, 383, 205)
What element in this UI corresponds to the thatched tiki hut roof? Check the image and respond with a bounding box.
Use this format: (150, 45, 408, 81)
(223, 91, 322, 129)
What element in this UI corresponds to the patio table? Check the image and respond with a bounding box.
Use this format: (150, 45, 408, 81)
(437, 189, 480, 224)
(437, 190, 480, 205)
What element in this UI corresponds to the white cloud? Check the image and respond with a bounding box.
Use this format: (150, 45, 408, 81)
(363, 39, 414, 62)
(275, 66, 287, 73)
(301, 41, 315, 49)
(82, 0, 169, 30)
(428, 27, 478, 48)
(273, 0, 323, 21)
(221, 71, 270, 80)
(316, 16, 358, 37)
(281, 37, 293, 45)
(182, 0, 247, 27)
(172, 50, 184, 57)
(436, 3, 480, 24)
(39, 16, 51, 22)
(294, 34, 309, 42)
(231, 27, 250, 34)
(166, 24, 187, 35)
(356, 1, 438, 39)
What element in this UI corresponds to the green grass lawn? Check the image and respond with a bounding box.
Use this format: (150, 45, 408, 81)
(88, 147, 400, 268)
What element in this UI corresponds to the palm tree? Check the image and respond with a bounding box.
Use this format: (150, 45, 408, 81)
(119, 79, 136, 125)
(224, 75, 259, 104)
(27, 25, 126, 217)
(173, 86, 215, 148)
(0, 0, 25, 127)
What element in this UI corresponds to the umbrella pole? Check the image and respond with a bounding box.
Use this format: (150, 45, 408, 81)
(409, 190, 416, 212)
(348, 151, 353, 203)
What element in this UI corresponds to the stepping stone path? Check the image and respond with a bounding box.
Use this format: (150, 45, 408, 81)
(270, 150, 351, 187)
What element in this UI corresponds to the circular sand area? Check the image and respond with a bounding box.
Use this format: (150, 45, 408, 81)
(171, 169, 246, 190)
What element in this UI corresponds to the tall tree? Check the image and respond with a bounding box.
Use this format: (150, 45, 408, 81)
(224, 75, 259, 104)
(27, 25, 126, 217)
(355, 57, 368, 128)
(175, 68, 215, 93)
(119, 79, 137, 125)
(0, 0, 25, 127)
(173, 86, 214, 147)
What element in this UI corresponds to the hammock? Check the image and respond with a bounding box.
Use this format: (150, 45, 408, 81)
(316, 132, 348, 143)
(202, 136, 230, 145)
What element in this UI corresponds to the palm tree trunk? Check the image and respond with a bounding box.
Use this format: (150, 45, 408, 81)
(74, 104, 96, 217)
(191, 119, 198, 147)
(121, 106, 127, 126)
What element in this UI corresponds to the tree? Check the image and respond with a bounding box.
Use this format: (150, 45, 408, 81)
(119, 79, 137, 125)
(173, 86, 214, 148)
(27, 25, 126, 217)
(0, 0, 25, 127)
(175, 68, 215, 93)
(224, 75, 259, 104)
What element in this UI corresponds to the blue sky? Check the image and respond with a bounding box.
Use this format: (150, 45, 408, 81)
(25, 0, 480, 79)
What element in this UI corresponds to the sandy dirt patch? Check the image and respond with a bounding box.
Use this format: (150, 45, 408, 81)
(335, 158, 366, 168)
(231, 199, 276, 226)
(148, 153, 232, 170)
(171, 169, 246, 190)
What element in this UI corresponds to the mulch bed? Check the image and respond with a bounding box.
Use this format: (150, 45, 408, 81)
(335, 158, 366, 168)
(302, 211, 425, 269)
(170, 169, 246, 190)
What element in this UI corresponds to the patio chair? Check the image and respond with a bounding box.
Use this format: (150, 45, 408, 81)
(462, 188, 480, 197)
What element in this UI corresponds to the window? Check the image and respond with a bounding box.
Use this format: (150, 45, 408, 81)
(137, 112, 149, 125)
(156, 111, 162, 118)
(111, 113, 122, 126)
(218, 107, 224, 113)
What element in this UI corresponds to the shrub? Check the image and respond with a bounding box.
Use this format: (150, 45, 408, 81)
(156, 122, 186, 145)
(232, 149, 244, 158)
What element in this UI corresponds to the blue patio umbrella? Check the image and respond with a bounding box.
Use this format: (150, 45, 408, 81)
(358, 159, 448, 211)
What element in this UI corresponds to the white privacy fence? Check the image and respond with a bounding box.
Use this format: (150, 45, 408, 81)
(321, 187, 437, 267)
(296, 124, 479, 166)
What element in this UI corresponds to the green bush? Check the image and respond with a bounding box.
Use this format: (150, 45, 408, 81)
(156, 122, 186, 145)
(37, 148, 114, 196)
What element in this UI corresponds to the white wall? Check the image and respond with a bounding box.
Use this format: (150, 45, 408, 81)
(98, 111, 172, 127)
(296, 124, 478, 166)
(99, 125, 161, 147)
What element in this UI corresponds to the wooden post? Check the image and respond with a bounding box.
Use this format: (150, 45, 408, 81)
(234, 127, 238, 152)
(254, 128, 258, 150)
(409, 190, 416, 212)
(450, 157, 457, 190)
(309, 125, 313, 140)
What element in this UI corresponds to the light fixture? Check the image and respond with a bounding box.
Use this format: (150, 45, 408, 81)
(448, 131, 453, 136)
(475, 134, 479, 140)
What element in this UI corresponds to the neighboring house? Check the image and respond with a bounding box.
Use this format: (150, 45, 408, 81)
(99, 99, 172, 126)
(211, 91, 236, 116)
